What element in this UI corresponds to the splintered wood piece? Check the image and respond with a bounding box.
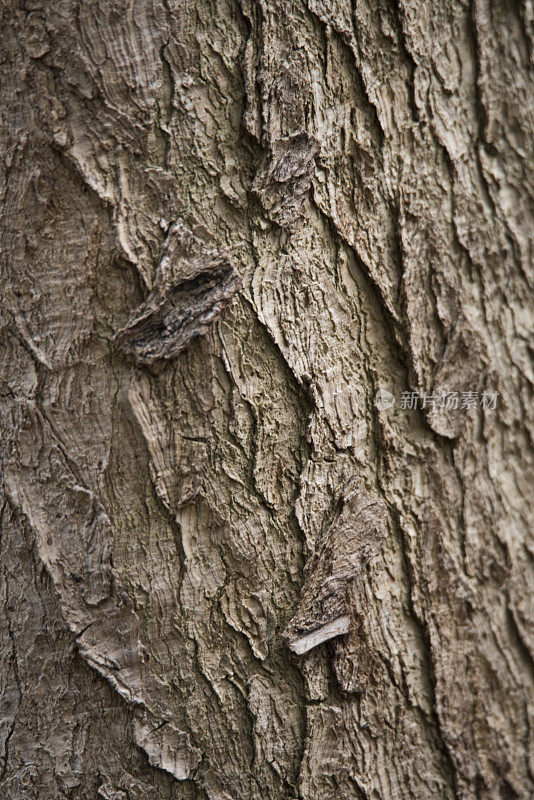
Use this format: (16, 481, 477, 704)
(288, 616, 350, 655)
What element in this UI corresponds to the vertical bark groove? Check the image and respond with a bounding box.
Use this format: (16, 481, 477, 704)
(0, 0, 532, 798)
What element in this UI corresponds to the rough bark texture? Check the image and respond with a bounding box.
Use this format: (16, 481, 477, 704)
(0, 1, 533, 799)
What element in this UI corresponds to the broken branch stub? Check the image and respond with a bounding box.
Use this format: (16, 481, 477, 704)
(284, 481, 388, 655)
(114, 221, 241, 365)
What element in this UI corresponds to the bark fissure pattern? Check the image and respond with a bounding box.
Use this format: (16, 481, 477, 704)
(0, 1, 532, 799)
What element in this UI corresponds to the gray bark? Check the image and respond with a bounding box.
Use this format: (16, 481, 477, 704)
(0, 1, 533, 799)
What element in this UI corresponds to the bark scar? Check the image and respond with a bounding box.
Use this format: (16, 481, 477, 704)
(284, 481, 388, 655)
(114, 220, 241, 365)
(252, 133, 320, 226)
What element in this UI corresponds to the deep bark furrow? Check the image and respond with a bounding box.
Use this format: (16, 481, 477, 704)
(0, 1, 532, 798)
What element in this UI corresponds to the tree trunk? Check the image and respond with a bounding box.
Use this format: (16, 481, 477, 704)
(1, 1, 533, 798)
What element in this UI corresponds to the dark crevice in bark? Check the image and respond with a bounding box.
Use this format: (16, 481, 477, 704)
(505, 604, 534, 688)
(301, 0, 386, 149)
(0, 600, 22, 783)
(385, 506, 461, 800)
(389, 0, 420, 123)
(309, 193, 404, 357)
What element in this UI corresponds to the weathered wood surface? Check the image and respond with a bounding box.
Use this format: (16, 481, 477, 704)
(0, 1, 533, 799)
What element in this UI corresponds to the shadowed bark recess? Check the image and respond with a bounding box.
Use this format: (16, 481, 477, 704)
(0, 1, 533, 799)
(114, 220, 241, 365)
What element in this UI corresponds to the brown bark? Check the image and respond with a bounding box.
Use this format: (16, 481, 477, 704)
(0, 1, 533, 798)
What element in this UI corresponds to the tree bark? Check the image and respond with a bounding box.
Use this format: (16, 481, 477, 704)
(1, 1, 533, 798)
